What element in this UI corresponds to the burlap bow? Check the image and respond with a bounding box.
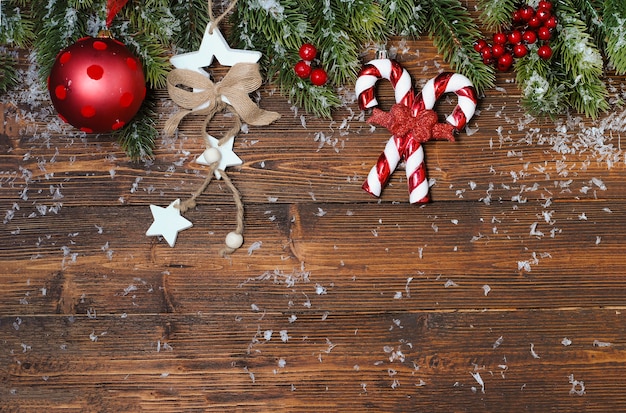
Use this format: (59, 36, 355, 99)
(367, 104, 455, 143)
(164, 62, 280, 136)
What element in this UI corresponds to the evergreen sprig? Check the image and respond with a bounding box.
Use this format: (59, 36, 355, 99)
(554, 2, 608, 118)
(0, 0, 35, 46)
(169, 0, 211, 53)
(515, 46, 567, 118)
(381, 0, 428, 37)
(426, 0, 496, 94)
(603, 0, 626, 74)
(568, 0, 605, 50)
(477, 0, 517, 31)
(0, 53, 19, 93)
(232, 0, 494, 117)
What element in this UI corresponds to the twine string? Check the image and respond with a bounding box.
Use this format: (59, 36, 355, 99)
(208, 0, 239, 34)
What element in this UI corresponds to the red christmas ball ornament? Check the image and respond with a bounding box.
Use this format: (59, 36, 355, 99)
(310, 68, 328, 86)
(299, 43, 318, 61)
(48, 35, 146, 133)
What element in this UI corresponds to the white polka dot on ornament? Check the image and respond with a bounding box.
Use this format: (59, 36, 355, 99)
(203, 147, 222, 164)
(225, 231, 244, 249)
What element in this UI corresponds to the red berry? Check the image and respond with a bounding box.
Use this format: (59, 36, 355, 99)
(480, 47, 493, 60)
(527, 16, 542, 28)
(519, 6, 534, 22)
(298, 43, 317, 61)
(294, 60, 312, 78)
(523, 30, 537, 44)
(537, 26, 552, 40)
(538, 0, 553, 11)
(545, 16, 558, 29)
(310, 68, 328, 86)
(493, 32, 507, 45)
(538, 44, 553, 59)
(474, 39, 488, 52)
(497, 53, 514, 71)
(536, 7, 551, 22)
(513, 43, 528, 58)
(491, 44, 505, 58)
(512, 10, 523, 23)
(508, 30, 523, 44)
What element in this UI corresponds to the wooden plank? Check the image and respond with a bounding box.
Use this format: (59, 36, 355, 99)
(2, 310, 626, 411)
(1, 201, 625, 318)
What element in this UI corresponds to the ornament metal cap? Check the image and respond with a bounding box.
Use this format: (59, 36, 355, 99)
(97, 30, 113, 39)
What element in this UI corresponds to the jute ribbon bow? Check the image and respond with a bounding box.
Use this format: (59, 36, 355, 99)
(164, 62, 281, 135)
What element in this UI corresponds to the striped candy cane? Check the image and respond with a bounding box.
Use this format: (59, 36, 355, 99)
(413, 72, 478, 130)
(355, 59, 427, 200)
(356, 59, 478, 203)
(405, 72, 478, 203)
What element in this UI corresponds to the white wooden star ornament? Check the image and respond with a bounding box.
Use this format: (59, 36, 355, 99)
(146, 199, 193, 247)
(194, 135, 242, 179)
(170, 24, 261, 75)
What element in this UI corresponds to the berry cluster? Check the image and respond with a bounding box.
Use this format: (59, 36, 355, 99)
(294, 43, 328, 86)
(474, 1, 557, 71)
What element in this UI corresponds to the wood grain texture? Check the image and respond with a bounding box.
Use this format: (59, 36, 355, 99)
(2, 17, 626, 412)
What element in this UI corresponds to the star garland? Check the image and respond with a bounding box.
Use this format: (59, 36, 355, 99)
(147, 3, 280, 256)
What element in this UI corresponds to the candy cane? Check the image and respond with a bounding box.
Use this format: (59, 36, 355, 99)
(405, 72, 477, 203)
(355, 59, 426, 199)
(355, 59, 414, 109)
(413, 72, 478, 130)
(356, 59, 478, 203)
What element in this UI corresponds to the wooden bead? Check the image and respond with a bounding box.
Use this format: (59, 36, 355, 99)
(225, 231, 243, 249)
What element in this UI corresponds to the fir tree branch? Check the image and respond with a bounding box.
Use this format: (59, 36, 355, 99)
(603, 0, 626, 74)
(515, 46, 568, 118)
(554, 2, 608, 118)
(169, 0, 210, 53)
(477, 0, 517, 31)
(231, 0, 345, 117)
(426, 0, 495, 93)
(1, 0, 35, 46)
(0, 53, 19, 93)
(313, 1, 386, 86)
(568, 0, 605, 49)
(382, 0, 429, 37)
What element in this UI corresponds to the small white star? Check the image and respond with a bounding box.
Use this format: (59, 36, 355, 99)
(146, 199, 193, 247)
(194, 134, 242, 179)
(170, 25, 261, 75)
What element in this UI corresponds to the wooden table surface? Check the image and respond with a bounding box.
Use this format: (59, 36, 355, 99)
(2, 34, 626, 412)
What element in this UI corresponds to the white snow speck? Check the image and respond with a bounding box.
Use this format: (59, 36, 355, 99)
(470, 371, 485, 393)
(530, 343, 541, 359)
